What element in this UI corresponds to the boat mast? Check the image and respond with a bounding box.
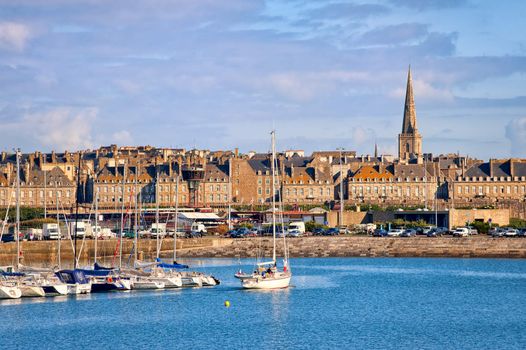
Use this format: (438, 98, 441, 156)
(15, 149, 20, 270)
(43, 156, 47, 219)
(119, 161, 126, 269)
(74, 153, 81, 269)
(228, 158, 232, 230)
(55, 180, 61, 269)
(271, 131, 276, 263)
(134, 165, 138, 265)
(339, 147, 344, 228)
(94, 188, 99, 264)
(155, 164, 160, 259)
(173, 173, 179, 263)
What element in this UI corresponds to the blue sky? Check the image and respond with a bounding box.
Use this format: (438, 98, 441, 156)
(0, 0, 525, 159)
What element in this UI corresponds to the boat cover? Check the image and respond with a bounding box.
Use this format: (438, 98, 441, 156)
(155, 258, 189, 269)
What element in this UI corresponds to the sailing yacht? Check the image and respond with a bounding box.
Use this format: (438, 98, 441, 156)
(235, 131, 291, 289)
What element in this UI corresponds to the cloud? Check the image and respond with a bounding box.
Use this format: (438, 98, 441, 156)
(505, 117, 526, 157)
(266, 70, 371, 101)
(357, 23, 428, 46)
(388, 0, 468, 11)
(111, 130, 133, 145)
(23, 107, 97, 151)
(351, 126, 376, 145)
(0, 22, 32, 51)
(309, 3, 390, 19)
(389, 79, 454, 103)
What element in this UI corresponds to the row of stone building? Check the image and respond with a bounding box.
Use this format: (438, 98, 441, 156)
(1, 146, 525, 212)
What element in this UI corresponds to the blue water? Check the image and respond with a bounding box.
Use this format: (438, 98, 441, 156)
(1, 258, 525, 349)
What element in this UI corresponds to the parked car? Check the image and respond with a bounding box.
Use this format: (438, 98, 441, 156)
(1, 232, 15, 243)
(313, 228, 326, 236)
(338, 226, 350, 234)
(287, 229, 303, 238)
(490, 227, 505, 237)
(466, 226, 478, 235)
(186, 230, 203, 238)
(503, 228, 519, 237)
(421, 226, 435, 235)
(387, 228, 404, 237)
(453, 227, 470, 237)
(323, 228, 339, 236)
(373, 229, 388, 237)
(427, 227, 447, 237)
(401, 229, 417, 237)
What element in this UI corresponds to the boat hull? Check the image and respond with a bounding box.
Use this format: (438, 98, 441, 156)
(151, 277, 182, 288)
(181, 276, 202, 287)
(132, 279, 165, 290)
(67, 283, 92, 295)
(236, 273, 291, 289)
(20, 285, 46, 297)
(0, 285, 22, 299)
(42, 284, 68, 296)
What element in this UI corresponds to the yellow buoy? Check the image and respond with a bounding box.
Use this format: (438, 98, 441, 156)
(224, 300, 231, 308)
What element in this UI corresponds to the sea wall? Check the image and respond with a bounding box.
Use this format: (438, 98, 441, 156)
(1, 236, 525, 267)
(179, 236, 526, 259)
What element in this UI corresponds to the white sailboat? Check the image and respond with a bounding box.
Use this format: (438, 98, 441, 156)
(235, 131, 291, 289)
(13, 149, 45, 298)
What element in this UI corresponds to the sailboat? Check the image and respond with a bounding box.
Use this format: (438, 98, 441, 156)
(11, 149, 45, 298)
(235, 131, 291, 289)
(55, 153, 91, 294)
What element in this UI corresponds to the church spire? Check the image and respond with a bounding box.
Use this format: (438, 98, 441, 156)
(374, 142, 378, 158)
(402, 65, 417, 134)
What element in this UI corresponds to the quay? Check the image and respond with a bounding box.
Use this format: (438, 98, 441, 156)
(1, 236, 526, 266)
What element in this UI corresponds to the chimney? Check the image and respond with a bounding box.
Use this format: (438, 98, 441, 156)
(25, 161, 30, 183)
(169, 161, 173, 177)
(509, 159, 515, 177)
(28, 154, 35, 168)
(234, 148, 239, 157)
(1, 151, 6, 162)
(51, 151, 56, 163)
(489, 158, 494, 178)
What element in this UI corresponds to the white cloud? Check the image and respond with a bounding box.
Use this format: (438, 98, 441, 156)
(23, 108, 97, 151)
(0, 22, 32, 51)
(389, 79, 453, 102)
(351, 126, 375, 145)
(267, 70, 371, 101)
(505, 117, 526, 157)
(111, 130, 133, 145)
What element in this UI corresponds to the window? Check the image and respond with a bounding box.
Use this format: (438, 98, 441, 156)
(258, 187, 262, 195)
(209, 194, 213, 202)
(266, 188, 270, 195)
(258, 178, 262, 185)
(209, 185, 213, 192)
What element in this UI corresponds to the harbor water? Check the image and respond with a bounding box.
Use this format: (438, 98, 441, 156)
(1, 258, 525, 349)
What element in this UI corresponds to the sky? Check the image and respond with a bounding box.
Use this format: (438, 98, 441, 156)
(0, 0, 525, 159)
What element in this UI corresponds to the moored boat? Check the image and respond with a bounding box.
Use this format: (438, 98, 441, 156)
(55, 270, 92, 294)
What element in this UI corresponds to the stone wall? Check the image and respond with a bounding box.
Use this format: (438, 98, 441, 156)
(2, 236, 525, 267)
(180, 236, 526, 259)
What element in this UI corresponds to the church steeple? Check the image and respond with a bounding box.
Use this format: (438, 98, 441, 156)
(402, 65, 417, 134)
(398, 65, 423, 163)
